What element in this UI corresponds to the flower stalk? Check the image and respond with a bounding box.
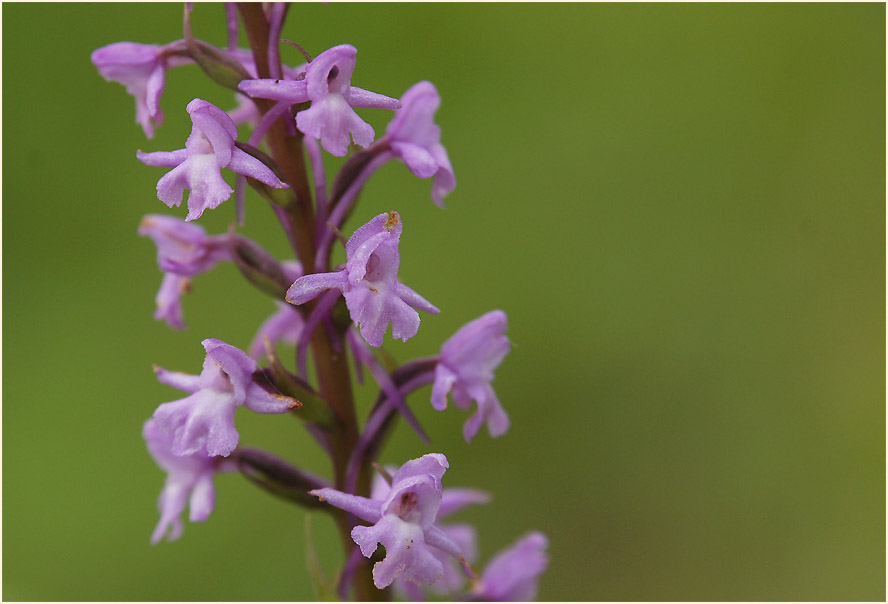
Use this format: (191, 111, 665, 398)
(236, 7, 372, 594)
(94, 3, 547, 600)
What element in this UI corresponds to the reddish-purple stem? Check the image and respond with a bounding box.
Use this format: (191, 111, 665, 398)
(305, 137, 329, 239)
(296, 289, 342, 379)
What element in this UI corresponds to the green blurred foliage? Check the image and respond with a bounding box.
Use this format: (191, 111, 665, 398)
(2, 3, 884, 601)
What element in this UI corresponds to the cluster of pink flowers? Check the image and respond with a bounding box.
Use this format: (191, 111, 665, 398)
(93, 3, 547, 600)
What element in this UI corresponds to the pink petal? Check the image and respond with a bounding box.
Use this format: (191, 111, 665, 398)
(227, 147, 286, 188)
(137, 148, 187, 168)
(391, 141, 438, 179)
(310, 488, 382, 523)
(238, 78, 308, 104)
(286, 270, 347, 305)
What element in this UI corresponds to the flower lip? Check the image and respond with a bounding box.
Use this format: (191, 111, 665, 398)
(143, 417, 222, 544)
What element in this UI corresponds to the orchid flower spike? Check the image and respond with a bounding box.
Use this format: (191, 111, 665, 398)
(152, 339, 299, 458)
(286, 211, 439, 347)
(137, 99, 287, 221)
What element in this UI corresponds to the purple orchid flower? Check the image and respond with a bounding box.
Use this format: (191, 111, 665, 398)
(139, 214, 231, 329)
(139, 214, 231, 276)
(473, 532, 549, 601)
(385, 469, 489, 598)
(137, 98, 287, 221)
(384, 81, 455, 207)
(143, 418, 233, 544)
(238, 44, 400, 156)
(310, 454, 468, 589)
(91, 41, 191, 139)
(152, 339, 299, 457)
(286, 211, 438, 347)
(432, 310, 511, 442)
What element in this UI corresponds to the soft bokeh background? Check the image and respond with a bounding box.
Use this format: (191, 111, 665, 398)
(3, 3, 884, 601)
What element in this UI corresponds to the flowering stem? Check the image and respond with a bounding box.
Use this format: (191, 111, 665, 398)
(237, 2, 315, 268)
(237, 6, 379, 599)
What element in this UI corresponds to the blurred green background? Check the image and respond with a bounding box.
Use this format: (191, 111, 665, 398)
(3, 3, 884, 601)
